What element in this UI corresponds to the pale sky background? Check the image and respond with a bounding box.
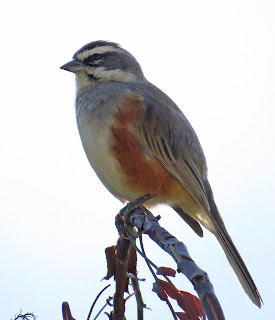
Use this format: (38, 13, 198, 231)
(1, 1, 274, 319)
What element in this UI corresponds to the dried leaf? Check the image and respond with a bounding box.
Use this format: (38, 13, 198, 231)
(158, 279, 178, 299)
(62, 302, 76, 320)
(152, 282, 168, 301)
(104, 246, 117, 280)
(157, 267, 176, 277)
(175, 312, 191, 320)
(178, 291, 206, 320)
(158, 280, 206, 320)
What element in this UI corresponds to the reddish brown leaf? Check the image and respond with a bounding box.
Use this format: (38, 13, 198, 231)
(105, 245, 137, 282)
(158, 280, 205, 320)
(62, 302, 76, 320)
(152, 282, 168, 301)
(158, 279, 179, 299)
(157, 267, 176, 277)
(104, 246, 117, 280)
(175, 312, 191, 320)
(178, 291, 206, 320)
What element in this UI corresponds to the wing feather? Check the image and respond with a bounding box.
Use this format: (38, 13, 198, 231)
(126, 86, 262, 307)
(136, 124, 210, 212)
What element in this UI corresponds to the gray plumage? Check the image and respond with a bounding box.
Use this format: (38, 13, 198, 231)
(61, 40, 262, 308)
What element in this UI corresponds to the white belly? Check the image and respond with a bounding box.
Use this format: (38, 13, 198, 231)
(77, 112, 139, 202)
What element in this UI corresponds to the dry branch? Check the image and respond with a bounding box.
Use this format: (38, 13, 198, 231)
(121, 203, 225, 320)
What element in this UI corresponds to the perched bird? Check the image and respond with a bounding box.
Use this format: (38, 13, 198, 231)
(61, 40, 262, 307)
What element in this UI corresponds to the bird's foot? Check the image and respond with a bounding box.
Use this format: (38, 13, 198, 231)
(116, 194, 154, 238)
(120, 194, 154, 222)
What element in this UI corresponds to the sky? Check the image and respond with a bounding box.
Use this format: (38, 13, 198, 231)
(1, 0, 274, 319)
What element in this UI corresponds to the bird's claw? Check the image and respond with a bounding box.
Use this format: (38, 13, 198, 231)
(120, 194, 154, 222)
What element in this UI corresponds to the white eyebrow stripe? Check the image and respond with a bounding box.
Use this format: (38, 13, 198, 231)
(90, 66, 137, 82)
(77, 45, 121, 60)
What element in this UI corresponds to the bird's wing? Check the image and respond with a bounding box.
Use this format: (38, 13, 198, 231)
(128, 87, 262, 307)
(130, 88, 210, 213)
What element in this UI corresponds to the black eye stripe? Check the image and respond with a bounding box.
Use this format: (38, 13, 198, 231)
(83, 53, 107, 65)
(92, 53, 102, 60)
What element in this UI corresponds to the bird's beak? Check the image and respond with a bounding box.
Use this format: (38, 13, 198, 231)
(60, 60, 85, 73)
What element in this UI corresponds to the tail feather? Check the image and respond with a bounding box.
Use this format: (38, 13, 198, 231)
(201, 179, 263, 307)
(214, 220, 263, 307)
(173, 206, 204, 237)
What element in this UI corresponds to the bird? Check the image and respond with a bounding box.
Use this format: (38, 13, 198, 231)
(61, 40, 262, 308)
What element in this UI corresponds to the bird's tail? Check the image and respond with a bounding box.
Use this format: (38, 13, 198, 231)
(213, 219, 262, 307)
(203, 180, 263, 308)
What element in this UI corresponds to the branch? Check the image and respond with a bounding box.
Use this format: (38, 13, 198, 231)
(129, 273, 146, 320)
(87, 284, 111, 320)
(122, 204, 225, 320)
(12, 312, 36, 320)
(111, 236, 131, 320)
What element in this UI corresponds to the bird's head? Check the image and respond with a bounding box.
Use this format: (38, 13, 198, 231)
(61, 40, 144, 91)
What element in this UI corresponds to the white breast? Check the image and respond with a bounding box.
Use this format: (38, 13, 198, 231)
(76, 99, 143, 202)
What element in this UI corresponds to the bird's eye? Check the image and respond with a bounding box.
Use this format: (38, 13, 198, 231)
(84, 54, 103, 65)
(92, 54, 102, 61)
